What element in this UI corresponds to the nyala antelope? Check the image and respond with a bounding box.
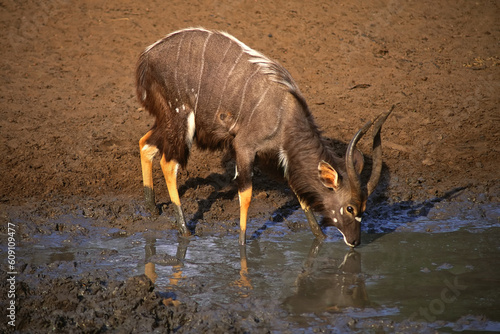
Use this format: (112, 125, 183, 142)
(136, 28, 392, 247)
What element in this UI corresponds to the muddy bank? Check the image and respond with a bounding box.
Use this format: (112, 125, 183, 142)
(0, 271, 434, 333)
(1, 192, 499, 333)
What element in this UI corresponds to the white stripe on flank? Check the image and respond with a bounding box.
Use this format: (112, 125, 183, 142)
(229, 67, 260, 132)
(271, 99, 284, 136)
(174, 33, 186, 100)
(214, 49, 244, 117)
(212, 39, 234, 125)
(195, 31, 212, 114)
(246, 86, 270, 127)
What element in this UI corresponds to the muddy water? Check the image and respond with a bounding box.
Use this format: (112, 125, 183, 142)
(16, 210, 500, 332)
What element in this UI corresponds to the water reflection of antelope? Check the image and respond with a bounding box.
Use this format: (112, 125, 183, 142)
(143, 237, 368, 312)
(232, 246, 253, 297)
(284, 240, 369, 314)
(144, 237, 188, 287)
(143, 239, 252, 298)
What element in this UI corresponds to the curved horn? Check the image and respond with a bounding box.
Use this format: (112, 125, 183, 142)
(367, 105, 394, 196)
(346, 119, 373, 200)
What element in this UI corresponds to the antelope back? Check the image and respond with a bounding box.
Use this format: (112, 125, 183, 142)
(136, 28, 303, 167)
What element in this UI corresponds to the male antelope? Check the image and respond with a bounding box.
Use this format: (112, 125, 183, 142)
(136, 28, 392, 247)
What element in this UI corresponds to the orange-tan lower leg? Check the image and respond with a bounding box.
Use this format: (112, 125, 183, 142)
(160, 156, 181, 207)
(238, 186, 252, 245)
(139, 131, 159, 214)
(160, 156, 190, 237)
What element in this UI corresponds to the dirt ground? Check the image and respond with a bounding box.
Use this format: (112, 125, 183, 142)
(1, 0, 499, 332)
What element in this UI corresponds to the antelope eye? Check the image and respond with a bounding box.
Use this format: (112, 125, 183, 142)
(346, 206, 354, 214)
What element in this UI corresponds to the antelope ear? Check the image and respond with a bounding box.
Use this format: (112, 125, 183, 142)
(318, 161, 340, 190)
(353, 149, 364, 175)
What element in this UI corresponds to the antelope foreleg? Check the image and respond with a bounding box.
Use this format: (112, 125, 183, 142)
(160, 156, 190, 237)
(238, 186, 252, 245)
(139, 131, 159, 214)
(299, 200, 327, 241)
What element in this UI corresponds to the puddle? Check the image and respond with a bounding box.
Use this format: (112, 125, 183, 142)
(13, 209, 500, 332)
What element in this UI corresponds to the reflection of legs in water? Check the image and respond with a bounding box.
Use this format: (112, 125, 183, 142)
(304, 237, 324, 268)
(144, 237, 158, 283)
(235, 245, 253, 297)
(168, 238, 189, 285)
(144, 237, 190, 286)
(169, 265, 183, 286)
(232, 245, 253, 297)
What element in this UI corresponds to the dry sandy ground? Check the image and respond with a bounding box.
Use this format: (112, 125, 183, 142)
(1, 0, 499, 206)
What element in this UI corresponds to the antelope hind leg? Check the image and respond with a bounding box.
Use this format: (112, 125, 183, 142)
(160, 156, 190, 237)
(139, 131, 159, 214)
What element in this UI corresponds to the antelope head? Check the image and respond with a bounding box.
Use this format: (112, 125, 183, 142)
(318, 108, 393, 247)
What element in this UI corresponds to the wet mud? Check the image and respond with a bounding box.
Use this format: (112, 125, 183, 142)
(1, 0, 499, 333)
(2, 197, 500, 333)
